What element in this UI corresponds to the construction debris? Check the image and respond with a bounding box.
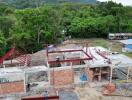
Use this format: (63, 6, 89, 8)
(74, 87, 103, 100)
(112, 83, 132, 97)
(102, 83, 116, 95)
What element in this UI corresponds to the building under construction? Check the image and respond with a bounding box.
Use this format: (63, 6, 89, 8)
(0, 44, 132, 99)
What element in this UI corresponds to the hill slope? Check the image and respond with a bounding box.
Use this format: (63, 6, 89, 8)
(0, 0, 97, 8)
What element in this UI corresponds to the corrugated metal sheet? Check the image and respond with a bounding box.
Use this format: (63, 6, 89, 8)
(120, 39, 132, 45)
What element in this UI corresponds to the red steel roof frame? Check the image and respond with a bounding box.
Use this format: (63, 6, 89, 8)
(0, 48, 15, 64)
(21, 96, 59, 100)
(47, 49, 93, 64)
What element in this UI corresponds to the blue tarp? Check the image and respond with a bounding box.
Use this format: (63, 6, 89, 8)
(80, 74, 87, 81)
(125, 44, 132, 49)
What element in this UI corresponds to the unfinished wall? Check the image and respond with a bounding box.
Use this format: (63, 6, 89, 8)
(27, 71, 48, 83)
(67, 57, 81, 65)
(85, 68, 94, 82)
(50, 69, 73, 86)
(0, 81, 24, 95)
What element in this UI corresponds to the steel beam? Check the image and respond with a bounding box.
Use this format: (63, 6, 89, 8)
(21, 96, 59, 100)
(48, 49, 82, 53)
(48, 58, 92, 64)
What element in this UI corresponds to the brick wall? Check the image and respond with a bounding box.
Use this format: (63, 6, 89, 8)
(0, 81, 24, 95)
(50, 69, 73, 86)
(85, 68, 94, 82)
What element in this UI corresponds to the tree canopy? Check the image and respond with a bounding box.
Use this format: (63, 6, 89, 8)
(0, 1, 132, 56)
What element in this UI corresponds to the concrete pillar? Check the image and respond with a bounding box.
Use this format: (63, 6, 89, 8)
(110, 66, 113, 83)
(127, 67, 130, 82)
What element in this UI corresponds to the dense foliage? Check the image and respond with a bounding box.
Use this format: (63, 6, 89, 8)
(0, 1, 132, 56)
(0, 0, 97, 9)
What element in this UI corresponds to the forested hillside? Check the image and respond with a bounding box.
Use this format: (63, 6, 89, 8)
(0, 0, 96, 9)
(0, 1, 132, 56)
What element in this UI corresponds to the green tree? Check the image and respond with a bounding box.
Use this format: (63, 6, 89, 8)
(0, 31, 7, 56)
(10, 5, 62, 52)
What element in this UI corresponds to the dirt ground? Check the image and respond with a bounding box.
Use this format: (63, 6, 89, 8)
(103, 96, 132, 100)
(74, 86, 132, 100)
(1, 84, 131, 100)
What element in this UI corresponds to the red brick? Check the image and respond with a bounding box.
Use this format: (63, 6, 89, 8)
(85, 68, 94, 82)
(50, 69, 73, 86)
(0, 81, 24, 95)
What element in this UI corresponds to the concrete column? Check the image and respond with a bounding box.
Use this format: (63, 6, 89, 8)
(127, 67, 130, 82)
(47, 62, 50, 86)
(71, 62, 73, 84)
(23, 71, 26, 93)
(110, 66, 113, 83)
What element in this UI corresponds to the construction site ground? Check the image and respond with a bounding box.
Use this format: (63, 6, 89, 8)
(1, 84, 132, 100)
(63, 38, 132, 58)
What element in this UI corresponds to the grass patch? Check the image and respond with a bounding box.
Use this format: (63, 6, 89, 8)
(123, 52, 132, 58)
